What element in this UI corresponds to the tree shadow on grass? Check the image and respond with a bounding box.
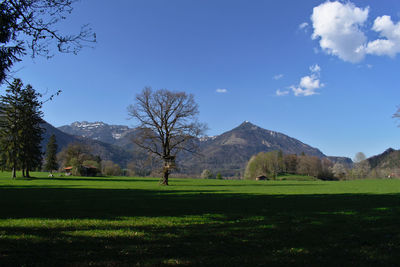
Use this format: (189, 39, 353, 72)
(180, 183, 326, 187)
(19, 177, 158, 183)
(0, 187, 399, 266)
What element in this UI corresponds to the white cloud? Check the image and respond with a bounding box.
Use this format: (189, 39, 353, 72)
(365, 39, 395, 56)
(364, 15, 400, 57)
(311, 1, 369, 63)
(273, 74, 284, 80)
(299, 22, 309, 30)
(309, 64, 321, 73)
(216, 88, 227, 93)
(291, 86, 313, 97)
(300, 75, 323, 90)
(291, 75, 323, 96)
(276, 89, 289, 96)
(291, 64, 324, 96)
(311, 1, 400, 62)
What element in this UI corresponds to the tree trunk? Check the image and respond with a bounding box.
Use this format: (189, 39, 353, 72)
(26, 169, 30, 178)
(22, 169, 25, 178)
(12, 156, 17, 178)
(161, 169, 169, 185)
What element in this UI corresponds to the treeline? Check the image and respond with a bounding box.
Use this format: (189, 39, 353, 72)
(244, 151, 335, 180)
(47, 142, 155, 177)
(244, 151, 383, 180)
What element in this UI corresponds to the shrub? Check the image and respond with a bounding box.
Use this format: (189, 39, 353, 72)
(201, 169, 214, 179)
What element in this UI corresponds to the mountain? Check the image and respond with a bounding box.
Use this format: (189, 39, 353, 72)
(57, 120, 354, 176)
(179, 121, 327, 176)
(42, 121, 132, 167)
(367, 148, 400, 170)
(327, 156, 354, 168)
(58, 121, 133, 145)
(41, 121, 79, 151)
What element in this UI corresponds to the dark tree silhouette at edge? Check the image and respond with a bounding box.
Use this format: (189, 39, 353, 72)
(0, 0, 96, 84)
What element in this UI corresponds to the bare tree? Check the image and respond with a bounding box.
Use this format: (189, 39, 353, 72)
(331, 163, 347, 180)
(353, 152, 367, 163)
(353, 152, 370, 179)
(128, 87, 206, 185)
(394, 107, 400, 122)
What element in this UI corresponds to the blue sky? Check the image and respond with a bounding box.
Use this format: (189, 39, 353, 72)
(10, 0, 400, 159)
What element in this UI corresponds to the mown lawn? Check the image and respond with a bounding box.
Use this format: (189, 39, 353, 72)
(0, 172, 400, 266)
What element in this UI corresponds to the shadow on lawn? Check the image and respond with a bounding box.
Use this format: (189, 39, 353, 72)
(180, 183, 326, 187)
(17, 176, 158, 183)
(0, 187, 399, 266)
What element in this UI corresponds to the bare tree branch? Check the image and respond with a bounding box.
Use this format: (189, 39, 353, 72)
(0, 0, 96, 84)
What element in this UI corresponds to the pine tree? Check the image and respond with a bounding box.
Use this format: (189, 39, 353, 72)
(19, 84, 44, 177)
(44, 134, 58, 174)
(0, 79, 44, 178)
(0, 79, 24, 178)
(0, 102, 7, 171)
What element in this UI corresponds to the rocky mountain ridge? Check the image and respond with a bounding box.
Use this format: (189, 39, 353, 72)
(58, 121, 134, 144)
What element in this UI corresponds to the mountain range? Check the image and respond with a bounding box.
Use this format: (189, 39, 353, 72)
(36, 120, 354, 176)
(41, 122, 132, 167)
(58, 121, 133, 145)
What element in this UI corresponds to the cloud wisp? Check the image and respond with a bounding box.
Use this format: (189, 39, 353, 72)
(299, 22, 309, 30)
(276, 89, 289, 96)
(273, 74, 284, 80)
(310, 1, 400, 63)
(216, 88, 228, 93)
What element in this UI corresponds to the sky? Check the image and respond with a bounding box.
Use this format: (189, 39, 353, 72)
(8, 0, 400, 159)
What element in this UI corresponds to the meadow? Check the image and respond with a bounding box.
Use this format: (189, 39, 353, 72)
(0, 172, 400, 266)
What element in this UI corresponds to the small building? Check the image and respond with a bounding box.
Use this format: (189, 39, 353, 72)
(81, 165, 99, 177)
(256, 175, 268, 181)
(63, 165, 99, 177)
(64, 166, 73, 176)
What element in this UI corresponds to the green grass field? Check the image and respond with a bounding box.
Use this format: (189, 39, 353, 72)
(1, 172, 400, 266)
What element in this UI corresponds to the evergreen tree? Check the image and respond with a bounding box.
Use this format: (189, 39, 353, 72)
(0, 79, 43, 178)
(19, 84, 44, 177)
(0, 79, 24, 178)
(0, 101, 7, 171)
(44, 135, 58, 174)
